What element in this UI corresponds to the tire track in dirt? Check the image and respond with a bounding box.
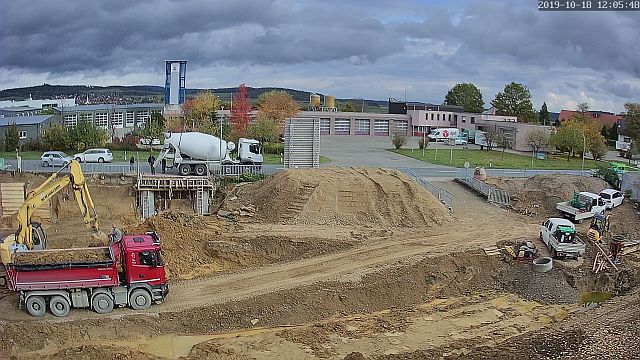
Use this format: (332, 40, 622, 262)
(2, 217, 532, 322)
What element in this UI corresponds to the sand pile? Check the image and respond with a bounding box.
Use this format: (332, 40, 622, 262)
(486, 174, 609, 216)
(126, 211, 224, 280)
(235, 167, 450, 228)
(13, 248, 111, 265)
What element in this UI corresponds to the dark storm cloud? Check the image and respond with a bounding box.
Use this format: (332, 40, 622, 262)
(0, 0, 404, 73)
(398, 1, 640, 78)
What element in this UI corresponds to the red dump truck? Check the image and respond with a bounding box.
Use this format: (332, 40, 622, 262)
(6, 232, 168, 317)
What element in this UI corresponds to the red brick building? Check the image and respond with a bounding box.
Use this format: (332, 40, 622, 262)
(558, 110, 622, 128)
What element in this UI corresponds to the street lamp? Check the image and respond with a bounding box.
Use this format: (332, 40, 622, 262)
(574, 128, 586, 174)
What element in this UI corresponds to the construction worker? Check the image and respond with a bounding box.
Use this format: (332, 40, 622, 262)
(110, 224, 123, 244)
(587, 224, 601, 244)
(147, 155, 156, 175)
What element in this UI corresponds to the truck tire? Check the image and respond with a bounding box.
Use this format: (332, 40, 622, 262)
(194, 164, 207, 176)
(533, 257, 553, 273)
(0, 276, 5, 287)
(26, 296, 46, 317)
(130, 289, 152, 310)
(92, 293, 114, 314)
(49, 295, 70, 317)
(179, 164, 191, 176)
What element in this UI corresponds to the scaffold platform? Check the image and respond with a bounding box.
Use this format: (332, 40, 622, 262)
(136, 174, 214, 191)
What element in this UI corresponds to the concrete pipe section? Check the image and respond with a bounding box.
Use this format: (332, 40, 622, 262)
(533, 257, 553, 273)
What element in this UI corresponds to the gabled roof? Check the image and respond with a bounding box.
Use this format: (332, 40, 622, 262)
(0, 115, 55, 126)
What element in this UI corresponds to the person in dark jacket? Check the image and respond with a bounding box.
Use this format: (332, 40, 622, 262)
(147, 155, 156, 175)
(129, 156, 135, 172)
(161, 158, 167, 174)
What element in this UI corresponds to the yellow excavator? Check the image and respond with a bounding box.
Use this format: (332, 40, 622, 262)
(0, 160, 100, 281)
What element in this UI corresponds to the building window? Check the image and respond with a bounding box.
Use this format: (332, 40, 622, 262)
(462, 116, 466, 123)
(374, 120, 389, 135)
(431, 113, 434, 121)
(320, 118, 330, 134)
(334, 118, 350, 134)
(150, 109, 161, 115)
(137, 110, 149, 126)
(95, 113, 109, 129)
(126, 111, 135, 127)
(395, 120, 408, 132)
(64, 114, 77, 127)
(111, 112, 124, 128)
(79, 113, 93, 122)
(471, 116, 475, 124)
(454, 114, 458, 123)
(448, 114, 451, 121)
(18, 131, 27, 139)
(437, 114, 440, 121)
(355, 119, 370, 135)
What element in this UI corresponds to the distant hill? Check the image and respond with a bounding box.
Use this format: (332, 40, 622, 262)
(0, 84, 389, 111)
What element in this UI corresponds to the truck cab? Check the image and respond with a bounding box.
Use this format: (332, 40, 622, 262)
(115, 232, 168, 299)
(238, 138, 264, 165)
(540, 218, 585, 259)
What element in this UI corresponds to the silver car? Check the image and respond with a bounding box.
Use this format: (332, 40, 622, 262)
(41, 151, 72, 167)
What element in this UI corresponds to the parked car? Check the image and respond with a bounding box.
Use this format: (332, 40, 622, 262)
(599, 189, 624, 209)
(540, 217, 586, 259)
(73, 149, 113, 163)
(40, 151, 72, 167)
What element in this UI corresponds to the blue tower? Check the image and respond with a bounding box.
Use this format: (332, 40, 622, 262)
(164, 60, 187, 108)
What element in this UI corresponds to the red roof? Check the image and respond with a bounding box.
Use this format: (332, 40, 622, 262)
(559, 110, 621, 127)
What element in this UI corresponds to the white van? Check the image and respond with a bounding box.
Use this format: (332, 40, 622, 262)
(428, 128, 459, 142)
(599, 189, 624, 209)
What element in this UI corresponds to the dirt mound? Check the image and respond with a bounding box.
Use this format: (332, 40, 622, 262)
(126, 211, 223, 280)
(232, 167, 450, 228)
(13, 248, 111, 265)
(486, 174, 609, 217)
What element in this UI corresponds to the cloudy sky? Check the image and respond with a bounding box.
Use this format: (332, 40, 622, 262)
(1, 0, 639, 112)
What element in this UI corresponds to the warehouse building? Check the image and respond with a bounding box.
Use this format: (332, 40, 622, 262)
(0, 115, 62, 142)
(53, 103, 164, 138)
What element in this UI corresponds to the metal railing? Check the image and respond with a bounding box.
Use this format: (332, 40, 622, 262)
(211, 164, 263, 177)
(406, 170, 454, 210)
(455, 173, 511, 206)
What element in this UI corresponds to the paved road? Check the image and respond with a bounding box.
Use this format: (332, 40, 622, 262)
(2, 135, 603, 178)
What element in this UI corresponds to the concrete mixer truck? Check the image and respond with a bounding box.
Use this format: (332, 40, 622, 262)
(156, 132, 263, 176)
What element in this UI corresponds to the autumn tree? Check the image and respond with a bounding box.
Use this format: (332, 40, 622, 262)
(182, 91, 220, 133)
(496, 132, 512, 159)
(622, 102, 640, 159)
(491, 82, 536, 122)
(247, 112, 280, 143)
(68, 119, 107, 150)
(338, 102, 355, 112)
(539, 102, 550, 125)
(135, 112, 165, 141)
(257, 90, 300, 127)
(526, 129, 549, 157)
(577, 102, 590, 113)
(42, 123, 71, 150)
(550, 111, 606, 160)
(230, 84, 252, 140)
(4, 123, 19, 151)
(444, 83, 484, 113)
(482, 129, 499, 151)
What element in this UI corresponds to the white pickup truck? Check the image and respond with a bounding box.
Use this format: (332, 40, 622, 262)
(556, 192, 606, 223)
(540, 218, 586, 259)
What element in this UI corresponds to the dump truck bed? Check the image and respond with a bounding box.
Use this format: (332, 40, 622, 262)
(6, 247, 118, 291)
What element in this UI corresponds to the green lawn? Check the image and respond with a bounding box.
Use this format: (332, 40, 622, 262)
(391, 148, 608, 170)
(263, 154, 331, 165)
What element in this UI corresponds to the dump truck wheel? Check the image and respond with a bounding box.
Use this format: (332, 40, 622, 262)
(26, 296, 46, 317)
(130, 289, 152, 310)
(49, 296, 70, 317)
(92, 293, 114, 314)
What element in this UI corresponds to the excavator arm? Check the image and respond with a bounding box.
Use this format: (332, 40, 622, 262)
(1, 160, 99, 264)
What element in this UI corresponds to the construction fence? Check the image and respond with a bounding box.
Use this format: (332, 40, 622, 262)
(405, 170, 454, 211)
(455, 172, 511, 207)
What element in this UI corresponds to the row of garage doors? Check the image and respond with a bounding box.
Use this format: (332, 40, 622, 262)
(319, 118, 408, 136)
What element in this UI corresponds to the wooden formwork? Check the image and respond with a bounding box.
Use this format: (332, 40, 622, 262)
(0, 183, 51, 228)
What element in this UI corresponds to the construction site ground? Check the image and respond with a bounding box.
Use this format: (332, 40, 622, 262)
(0, 169, 639, 360)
